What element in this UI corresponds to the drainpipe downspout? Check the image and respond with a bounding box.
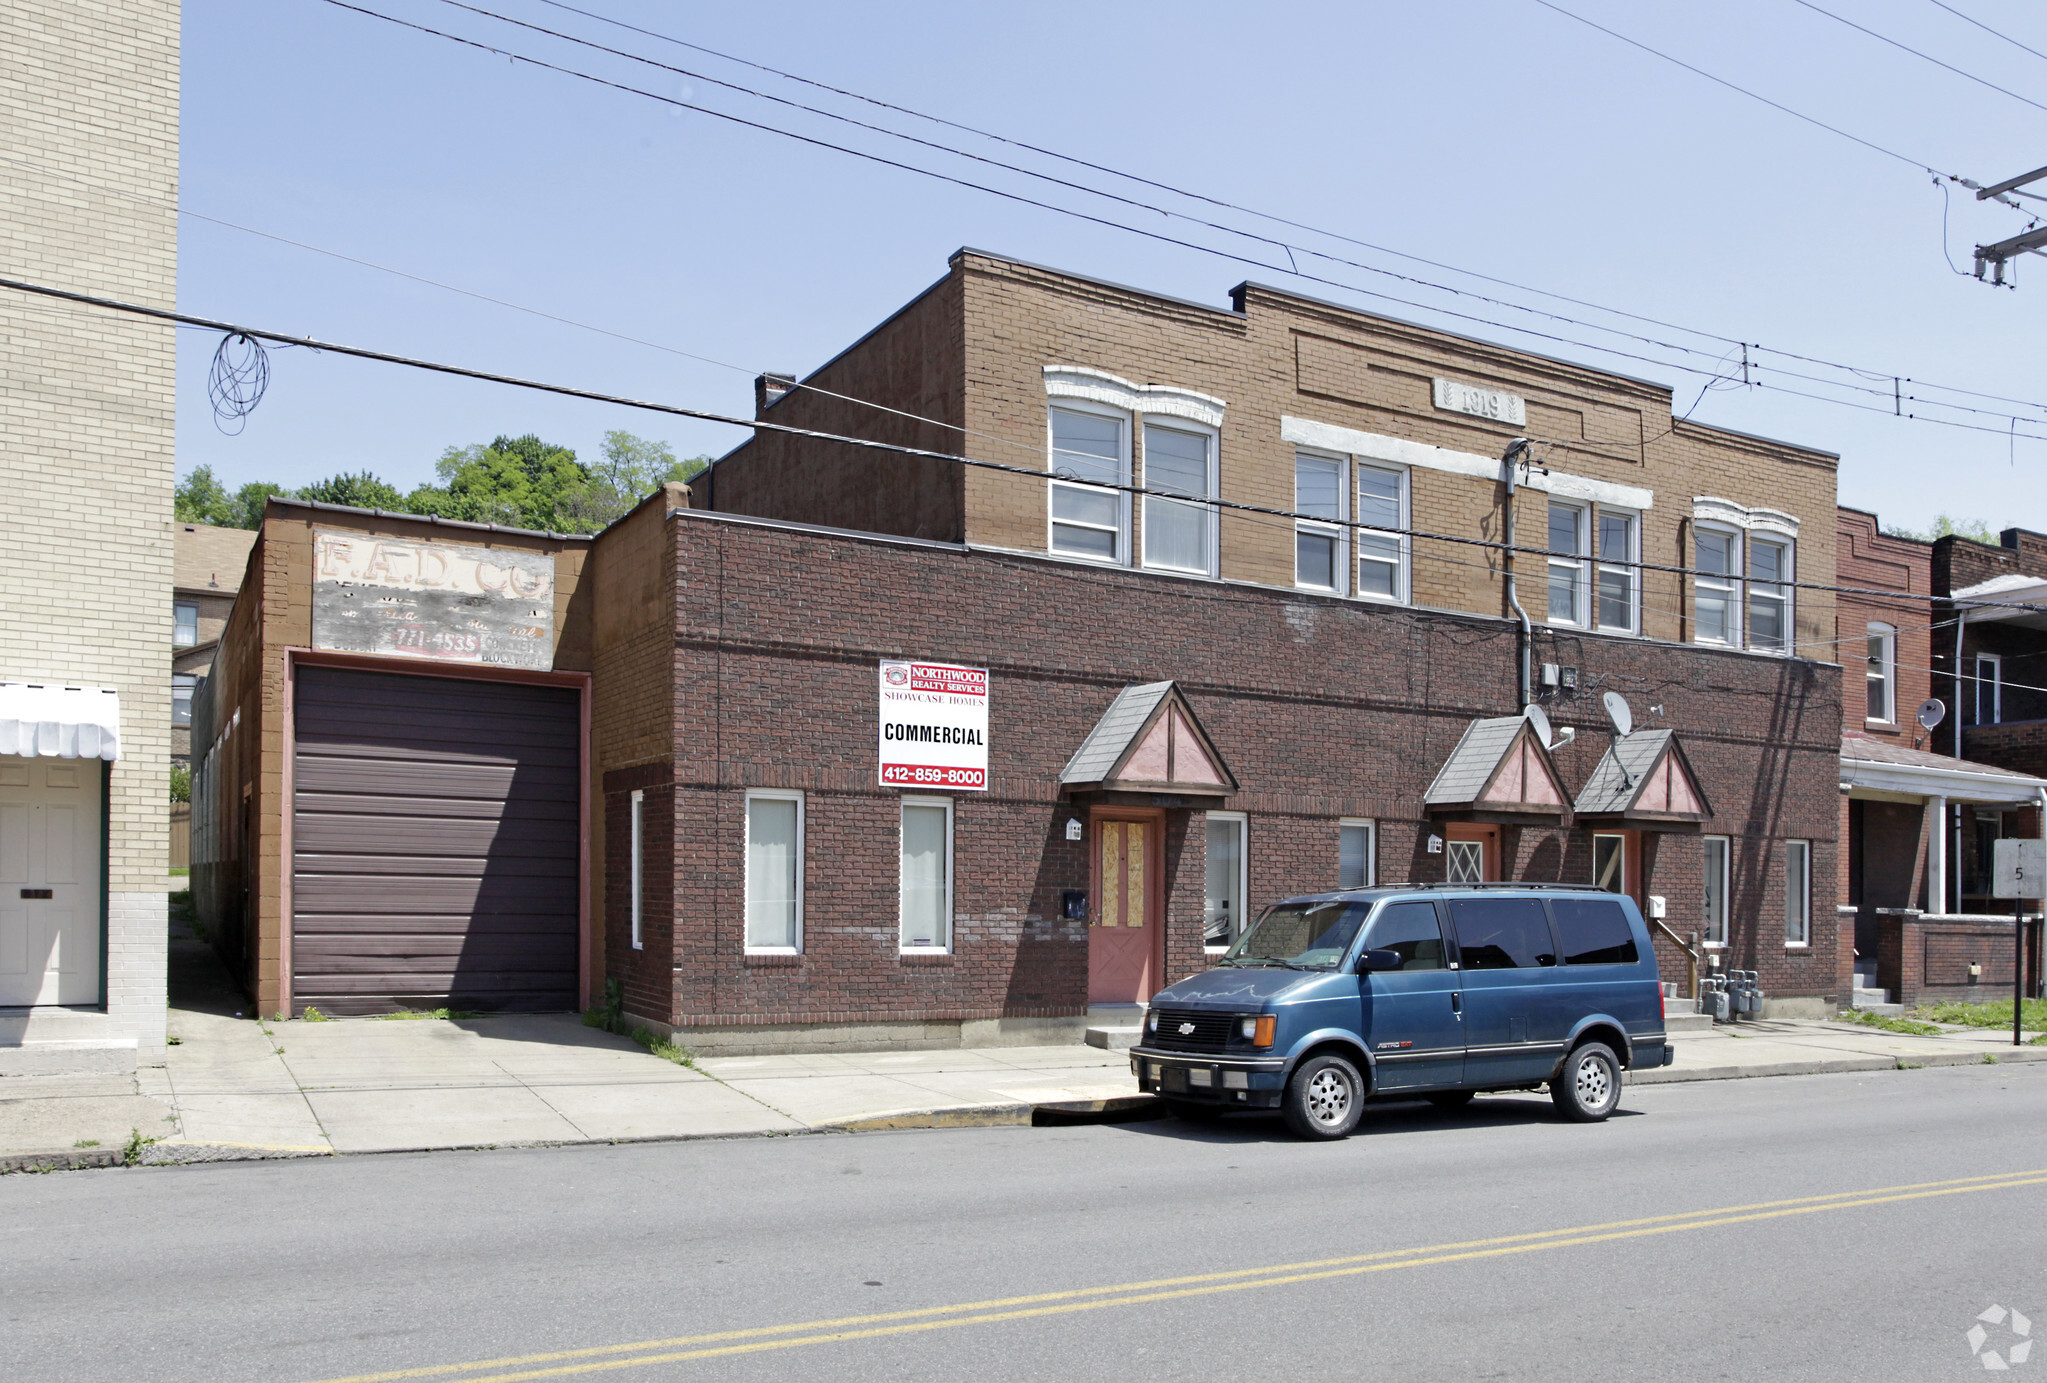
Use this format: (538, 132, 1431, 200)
(1501, 438, 1532, 709)
(1955, 604, 1968, 760)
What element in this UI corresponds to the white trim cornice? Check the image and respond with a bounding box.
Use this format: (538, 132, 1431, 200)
(1044, 366, 1226, 428)
(1280, 416, 1654, 511)
(1694, 496, 1800, 538)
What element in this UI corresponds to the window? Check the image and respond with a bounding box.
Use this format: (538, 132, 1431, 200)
(173, 601, 199, 648)
(172, 674, 196, 727)
(1554, 897, 1640, 965)
(1448, 898, 1557, 969)
(1973, 653, 2003, 726)
(1294, 453, 1345, 591)
(1204, 812, 1246, 951)
(1784, 839, 1811, 946)
(1595, 509, 1638, 632)
(1445, 839, 1484, 884)
(1748, 537, 1793, 654)
(1355, 463, 1407, 601)
(629, 789, 645, 950)
(1694, 526, 1742, 645)
(1140, 421, 1215, 575)
(899, 797, 952, 952)
(1547, 500, 1588, 626)
(1702, 836, 1730, 947)
(744, 791, 803, 952)
(1338, 819, 1375, 889)
(1866, 623, 1896, 724)
(1592, 833, 1626, 893)
(1048, 405, 1128, 562)
(1362, 901, 1445, 970)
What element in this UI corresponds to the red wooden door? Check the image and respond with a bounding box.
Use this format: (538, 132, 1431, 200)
(1089, 817, 1160, 1003)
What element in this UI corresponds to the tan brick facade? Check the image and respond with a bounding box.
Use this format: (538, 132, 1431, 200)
(1, 1, 179, 1059)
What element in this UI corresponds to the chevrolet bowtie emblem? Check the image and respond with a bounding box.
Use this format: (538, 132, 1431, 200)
(1178, 1022, 1196, 1035)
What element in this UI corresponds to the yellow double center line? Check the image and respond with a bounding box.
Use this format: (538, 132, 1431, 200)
(311, 1167, 2047, 1383)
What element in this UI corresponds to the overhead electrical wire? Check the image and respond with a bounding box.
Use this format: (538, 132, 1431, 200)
(1926, 0, 2047, 68)
(315, 0, 2047, 443)
(10, 267, 2047, 618)
(1791, 0, 2047, 117)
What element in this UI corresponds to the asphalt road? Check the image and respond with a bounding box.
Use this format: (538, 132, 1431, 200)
(6, 1063, 2047, 1383)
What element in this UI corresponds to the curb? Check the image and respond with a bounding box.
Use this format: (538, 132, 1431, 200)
(0, 1148, 127, 1175)
(1631, 1045, 2047, 1085)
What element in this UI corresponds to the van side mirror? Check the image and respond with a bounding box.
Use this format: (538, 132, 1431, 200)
(1358, 948, 1404, 973)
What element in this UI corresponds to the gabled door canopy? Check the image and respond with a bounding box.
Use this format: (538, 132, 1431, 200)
(1572, 728, 1712, 831)
(1423, 716, 1569, 824)
(1060, 681, 1237, 800)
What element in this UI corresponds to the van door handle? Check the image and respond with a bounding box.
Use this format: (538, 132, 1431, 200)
(1450, 993, 1461, 1015)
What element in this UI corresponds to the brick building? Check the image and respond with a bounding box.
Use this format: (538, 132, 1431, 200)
(173, 523, 259, 766)
(1, 1, 178, 1070)
(195, 251, 1850, 1047)
(1833, 508, 2044, 1008)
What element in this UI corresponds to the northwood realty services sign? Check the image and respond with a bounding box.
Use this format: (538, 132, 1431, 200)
(878, 660, 989, 790)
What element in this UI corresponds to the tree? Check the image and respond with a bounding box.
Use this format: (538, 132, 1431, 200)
(1884, 514, 1998, 543)
(174, 466, 292, 529)
(297, 471, 404, 510)
(407, 434, 588, 530)
(556, 430, 710, 531)
(230, 482, 294, 530)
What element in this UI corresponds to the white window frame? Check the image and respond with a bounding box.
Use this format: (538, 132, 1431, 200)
(743, 789, 804, 955)
(1293, 450, 1348, 593)
(172, 673, 196, 728)
(1692, 522, 1743, 647)
(1747, 536, 1795, 655)
(1338, 818, 1376, 891)
(1353, 460, 1410, 605)
(1546, 499, 1590, 627)
(1784, 839, 1811, 947)
(1593, 506, 1640, 635)
(1702, 835, 1731, 948)
(629, 789, 645, 950)
(1974, 652, 2003, 726)
(1046, 400, 1131, 565)
(172, 601, 199, 649)
(1866, 623, 1897, 726)
(898, 795, 954, 954)
(1204, 810, 1249, 954)
(1139, 417, 1219, 578)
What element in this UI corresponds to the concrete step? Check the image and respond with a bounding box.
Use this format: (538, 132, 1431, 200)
(1084, 1026, 1142, 1050)
(1853, 1002, 1907, 1018)
(1665, 1013, 1715, 1033)
(1851, 987, 1894, 1010)
(0, 1038, 138, 1077)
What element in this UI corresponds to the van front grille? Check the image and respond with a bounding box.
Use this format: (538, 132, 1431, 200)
(1149, 1009, 1235, 1053)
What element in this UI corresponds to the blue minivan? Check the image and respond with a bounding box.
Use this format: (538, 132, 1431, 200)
(1130, 883, 1673, 1139)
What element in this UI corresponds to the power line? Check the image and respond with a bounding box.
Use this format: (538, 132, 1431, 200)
(1927, 0, 2047, 67)
(1791, 0, 2047, 117)
(11, 267, 2047, 616)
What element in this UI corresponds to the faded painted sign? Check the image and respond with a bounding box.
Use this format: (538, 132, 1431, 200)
(311, 530, 556, 669)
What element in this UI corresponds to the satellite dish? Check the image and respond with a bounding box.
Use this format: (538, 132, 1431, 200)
(1523, 703, 1555, 750)
(1918, 698, 1947, 732)
(1602, 691, 1634, 738)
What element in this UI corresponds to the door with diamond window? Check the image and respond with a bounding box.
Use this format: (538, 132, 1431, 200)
(1089, 815, 1162, 1003)
(1444, 823, 1500, 884)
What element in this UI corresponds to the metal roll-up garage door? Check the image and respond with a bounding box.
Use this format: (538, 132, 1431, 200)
(291, 665, 580, 1015)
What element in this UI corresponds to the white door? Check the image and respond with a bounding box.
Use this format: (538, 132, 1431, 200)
(0, 757, 104, 1006)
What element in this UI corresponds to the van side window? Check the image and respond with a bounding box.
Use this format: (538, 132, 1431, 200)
(1553, 898, 1640, 965)
(1363, 901, 1445, 970)
(1448, 898, 1556, 969)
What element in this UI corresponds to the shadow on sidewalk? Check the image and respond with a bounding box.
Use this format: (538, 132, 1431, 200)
(167, 898, 254, 1021)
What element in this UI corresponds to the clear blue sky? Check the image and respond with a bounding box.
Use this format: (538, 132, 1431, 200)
(172, 0, 2047, 533)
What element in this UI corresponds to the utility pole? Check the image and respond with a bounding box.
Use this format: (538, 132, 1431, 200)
(1972, 165, 2047, 285)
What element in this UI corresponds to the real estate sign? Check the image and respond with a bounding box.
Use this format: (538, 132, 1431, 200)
(878, 660, 989, 791)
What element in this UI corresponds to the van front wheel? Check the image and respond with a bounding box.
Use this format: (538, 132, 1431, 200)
(1551, 1041, 1622, 1122)
(1283, 1054, 1364, 1139)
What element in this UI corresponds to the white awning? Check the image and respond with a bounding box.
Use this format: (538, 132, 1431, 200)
(0, 683, 121, 760)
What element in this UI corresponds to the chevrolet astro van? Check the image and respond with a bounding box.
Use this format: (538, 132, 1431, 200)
(1130, 884, 1673, 1139)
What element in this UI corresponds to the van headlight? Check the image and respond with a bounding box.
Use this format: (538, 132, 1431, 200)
(1241, 1015, 1275, 1048)
(1146, 1009, 1158, 1033)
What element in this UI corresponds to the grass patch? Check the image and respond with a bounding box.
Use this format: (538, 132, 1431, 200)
(1835, 1009, 1943, 1037)
(121, 1127, 159, 1166)
(73, 1139, 99, 1149)
(1912, 998, 2047, 1031)
(299, 1007, 332, 1023)
(168, 867, 189, 877)
(583, 979, 629, 1036)
(631, 1026, 694, 1068)
(373, 1008, 479, 1021)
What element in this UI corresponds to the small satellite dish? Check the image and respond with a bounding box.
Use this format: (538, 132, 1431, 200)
(1918, 698, 1947, 732)
(1602, 691, 1634, 738)
(1523, 703, 1555, 749)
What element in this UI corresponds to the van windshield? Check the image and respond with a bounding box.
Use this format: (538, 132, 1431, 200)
(1221, 900, 1368, 970)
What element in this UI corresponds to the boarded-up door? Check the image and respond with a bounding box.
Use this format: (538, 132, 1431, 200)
(291, 665, 580, 1015)
(1090, 816, 1160, 1003)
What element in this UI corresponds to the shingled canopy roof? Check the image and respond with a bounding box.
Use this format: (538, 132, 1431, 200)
(1060, 682, 1236, 798)
(1572, 729, 1712, 828)
(1422, 716, 1568, 822)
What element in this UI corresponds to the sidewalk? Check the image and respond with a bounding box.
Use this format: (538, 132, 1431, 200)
(4, 932, 2045, 1171)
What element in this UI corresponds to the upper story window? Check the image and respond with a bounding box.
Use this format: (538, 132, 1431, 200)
(1048, 404, 1129, 563)
(1594, 509, 1640, 633)
(1748, 536, 1793, 654)
(173, 602, 199, 648)
(1693, 499, 1798, 656)
(1355, 463, 1407, 602)
(1694, 526, 1742, 645)
(1973, 653, 2003, 726)
(172, 673, 196, 727)
(1547, 500, 1589, 626)
(1141, 420, 1217, 577)
(1294, 452, 1346, 592)
(1866, 623, 1896, 724)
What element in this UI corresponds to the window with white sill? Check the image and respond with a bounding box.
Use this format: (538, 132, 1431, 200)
(1295, 452, 1345, 592)
(1693, 525, 1742, 646)
(1141, 421, 1217, 576)
(1866, 623, 1896, 724)
(1048, 404, 1129, 562)
(1547, 500, 1589, 626)
(1355, 463, 1407, 601)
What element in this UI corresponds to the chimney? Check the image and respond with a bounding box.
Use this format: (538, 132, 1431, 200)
(754, 372, 796, 416)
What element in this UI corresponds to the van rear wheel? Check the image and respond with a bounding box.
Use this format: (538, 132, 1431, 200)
(1551, 1041, 1622, 1122)
(1282, 1054, 1364, 1140)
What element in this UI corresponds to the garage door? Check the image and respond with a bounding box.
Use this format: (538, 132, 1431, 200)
(291, 665, 580, 1015)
